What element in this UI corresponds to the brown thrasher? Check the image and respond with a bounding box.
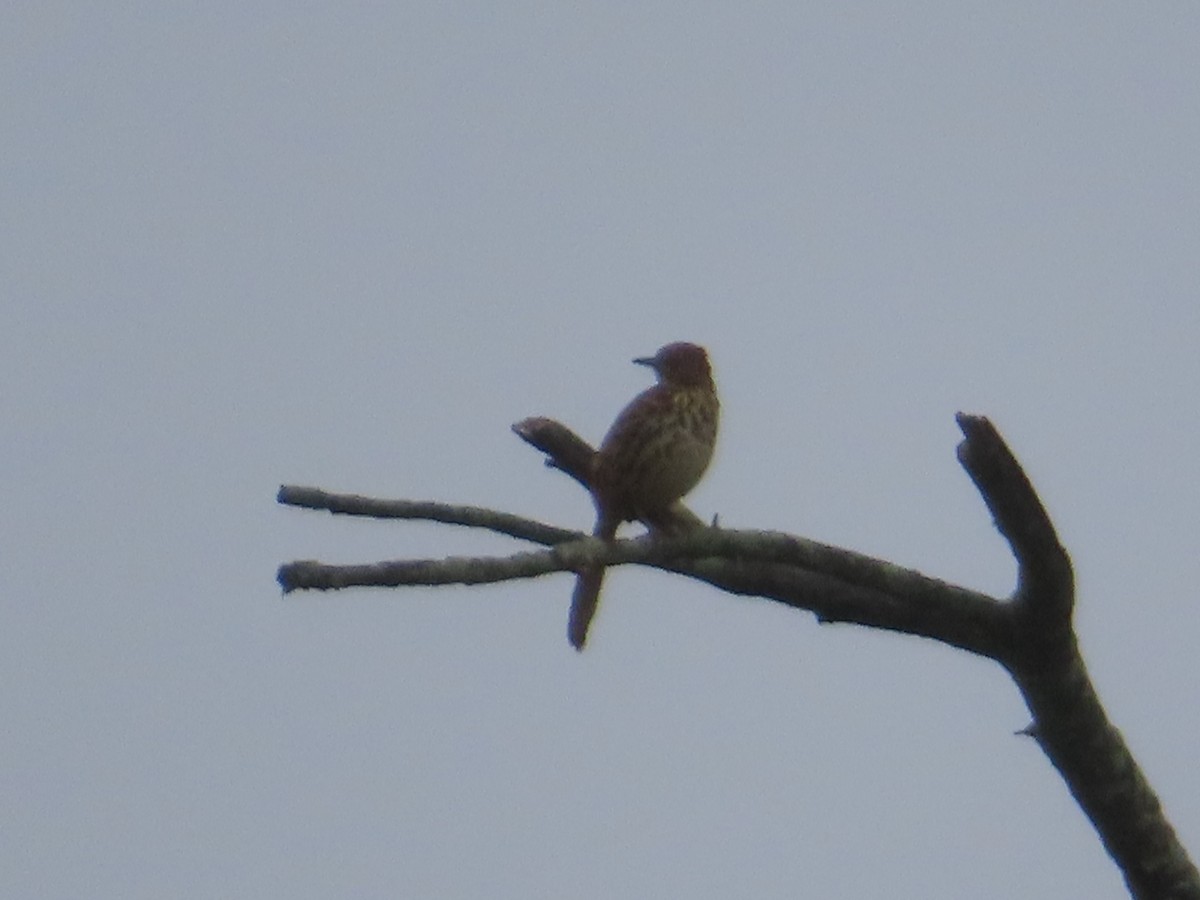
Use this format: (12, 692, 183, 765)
(568, 342, 719, 649)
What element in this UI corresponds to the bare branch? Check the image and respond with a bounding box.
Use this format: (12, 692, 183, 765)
(278, 521, 1008, 658)
(511, 417, 596, 487)
(955, 413, 1074, 623)
(279, 547, 566, 592)
(275, 413, 1200, 899)
(277, 485, 576, 545)
(955, 417, 1200, 899)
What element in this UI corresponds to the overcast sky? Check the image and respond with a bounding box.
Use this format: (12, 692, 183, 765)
(4, 4, 1199, 898)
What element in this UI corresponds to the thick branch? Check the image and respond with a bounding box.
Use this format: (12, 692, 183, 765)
(955, 414, 1073, 626)
(956, 415, 1198, 900)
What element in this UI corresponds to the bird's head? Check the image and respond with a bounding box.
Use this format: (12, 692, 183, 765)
(634, 342, 713, 388)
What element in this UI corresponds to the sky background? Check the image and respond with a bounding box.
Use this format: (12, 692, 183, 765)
(4, 4, 1199, 898)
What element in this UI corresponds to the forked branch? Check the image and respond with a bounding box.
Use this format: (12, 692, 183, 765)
(276, 414, 1197, 899)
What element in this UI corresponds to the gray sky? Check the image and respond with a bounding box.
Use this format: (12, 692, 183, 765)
(4, 4, 1198, 898)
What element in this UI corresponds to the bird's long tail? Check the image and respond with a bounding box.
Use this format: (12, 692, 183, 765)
(568, 518, 617, 650)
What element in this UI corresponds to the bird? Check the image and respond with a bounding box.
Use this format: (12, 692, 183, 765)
(568, 342, 719, 650)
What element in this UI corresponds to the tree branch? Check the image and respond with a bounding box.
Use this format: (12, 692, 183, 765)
(275, 414, 1199, 899)
(277, 523, 1007, 657)
(276, 484, 576, 545)
(955, 416, 1198, 900)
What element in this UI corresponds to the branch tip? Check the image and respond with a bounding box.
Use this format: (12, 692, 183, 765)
(513, 416, 596, 488)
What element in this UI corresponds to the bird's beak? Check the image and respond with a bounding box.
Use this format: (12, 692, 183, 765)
(632, 355, 656, 368)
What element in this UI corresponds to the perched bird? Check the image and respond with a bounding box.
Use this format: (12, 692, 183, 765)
(568, 342, 720, 650)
